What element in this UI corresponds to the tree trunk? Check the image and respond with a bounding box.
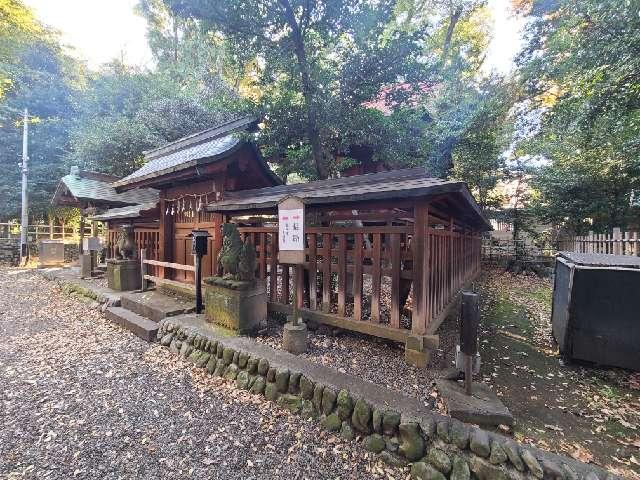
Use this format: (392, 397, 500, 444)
(279, 0, 328, 179)
(442, 7, 463, 63)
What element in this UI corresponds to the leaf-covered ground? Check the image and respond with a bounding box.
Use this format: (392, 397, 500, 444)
(477, 268, 640, 479)
(0, 268, 409, 479)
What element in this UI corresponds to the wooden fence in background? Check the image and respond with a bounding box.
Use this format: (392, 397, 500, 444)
(561, 228, 640, 256)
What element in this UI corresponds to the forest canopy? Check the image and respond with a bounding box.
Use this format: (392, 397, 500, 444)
(0, 0, 638, 235)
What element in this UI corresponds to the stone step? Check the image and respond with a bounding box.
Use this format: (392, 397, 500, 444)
(120, 290, 194, 322)
(104, 306, 159, 342)
(96, 263, 107, 272)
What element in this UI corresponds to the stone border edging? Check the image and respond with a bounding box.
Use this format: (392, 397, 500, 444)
(156, 315, 620, 480)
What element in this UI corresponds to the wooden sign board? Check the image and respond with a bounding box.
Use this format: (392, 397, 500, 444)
(278, 196, 305, 264)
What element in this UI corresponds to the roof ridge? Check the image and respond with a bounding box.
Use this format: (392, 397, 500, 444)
(143, 115, 258, 161)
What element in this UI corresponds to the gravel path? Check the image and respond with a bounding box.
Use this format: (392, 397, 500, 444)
(255, 313, 459, 410)
(0, 268, 409, 480)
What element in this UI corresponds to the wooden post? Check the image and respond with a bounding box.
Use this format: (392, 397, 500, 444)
(49, 216, 54, 239)
(460, 291, 479, 396)
(140, 249, 148, 291)
(613, 227, 621, 255)
(412, 202, 430, 335)
(79, 213, 85, 254)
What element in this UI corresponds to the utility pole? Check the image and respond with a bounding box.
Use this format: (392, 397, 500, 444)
(19, 108, 29, 266)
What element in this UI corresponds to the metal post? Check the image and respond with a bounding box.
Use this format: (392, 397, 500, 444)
(19, 109, 29, 265)
(194, 253, 203, 313)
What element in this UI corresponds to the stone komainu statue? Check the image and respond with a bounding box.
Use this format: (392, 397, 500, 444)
(217, 223, 256, 281)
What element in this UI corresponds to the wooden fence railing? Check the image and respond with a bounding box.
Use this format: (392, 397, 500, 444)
(107, 228, 160, 260)
(0, 222, 92, 242)
(238, 224, 481, 339)
(561, 228, 640, 256)
(140, 249, 195, 292)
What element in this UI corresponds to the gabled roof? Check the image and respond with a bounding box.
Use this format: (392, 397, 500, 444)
(51, 169, 159, 208)
(207, 168, 491, 230)
(90, 202, 158, 221)
(112, 116, 275, 188)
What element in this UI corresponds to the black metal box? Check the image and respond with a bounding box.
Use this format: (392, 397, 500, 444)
(551, 252, 640, 371)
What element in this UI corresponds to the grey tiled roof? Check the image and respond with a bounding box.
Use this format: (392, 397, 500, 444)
(112, 116, 258, 188)
(207, 168, 491, 230)
(54, 173, 159, 207)
(91, 202, 158, 221)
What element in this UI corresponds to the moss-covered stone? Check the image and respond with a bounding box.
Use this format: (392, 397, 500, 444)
(250, 376, 266, 395)
(411, 462, 446, 480)
(213, 359, 226, 377)
(351, 399, 372, 434)
(470, 429, 490, 458)
(195, 352, 211, 368)
(503, 442, 524, 471)
(238, 352, 249, 369)
(216, 342, 224, 358)
(205, 356, 217, 374)
(277, 394, 303, 414)
(340, 421, 354, 441)
(380, 451, 408, 467)
(336, 389, 353, 421)
(321, 387, 337, 416)
(427, 447, 452, 474)
(399, 422, 425, 461)
(160, 333, 173, 346)
(489, 441, 508, 465)
(179, 342, 193, 359)
(236, 370, 250, 390)
(364, 434, 385, 453)
(224, 363, 239, 380)
(382, 410, 401, 436)
(312, 384, 324, 411)
(169, 339, 180, 355)
(222, 347, 235, 365)
(301, 400, 316, 419)
(256, 358, 268, 375)
(187, 349, 202, 363)
(321, 413, 341, 432)
(436, 420, 450, 443)
(288, 372, 301, 394)
(520, 449, 543, 479)
(275, 368, 290, 393)
(232, 351, 239, 365)
(450, 455, 470, 480)
(265, 382, 279, 401)
(449, 420, 469, 449)
(420, 417, 436, 439)
(469, 455, 508, 480)
(247, 357, 258, 374)
(267, 367, 276, 383)
(372, 409, 383, 434)
(300, 375, 314, 400)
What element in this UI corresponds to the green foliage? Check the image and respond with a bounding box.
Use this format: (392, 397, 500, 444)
(167, 0, 440, 179)
(0, 1, 81, 219)
(517, 0, 640, 232)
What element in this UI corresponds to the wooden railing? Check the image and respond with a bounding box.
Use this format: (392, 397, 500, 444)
(238, 224, 481, 340)
(140, 249, 196, 292)
(0, 222, 92, 242)
(107, 228, 160, 259)
(562, 228, 640, 256)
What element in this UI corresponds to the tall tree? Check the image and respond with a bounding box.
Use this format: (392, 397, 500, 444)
(167, 0, 433, 179)
(516, 0, 640, 232)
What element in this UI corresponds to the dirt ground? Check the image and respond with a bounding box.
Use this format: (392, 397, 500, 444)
(477, 267, 640, 479)
(0, 269, 408, 480)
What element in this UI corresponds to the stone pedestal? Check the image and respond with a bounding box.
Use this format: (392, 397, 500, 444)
(204, 278, 266, 334)
(38, 240, 65, 268)
(283, 321, 308, 354)
(80, 253, 94, 278)
(107, 259, 141, 291)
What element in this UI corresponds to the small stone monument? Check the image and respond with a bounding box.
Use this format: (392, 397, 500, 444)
(203, 223, 266, 333)
(106, 225, 141, 291)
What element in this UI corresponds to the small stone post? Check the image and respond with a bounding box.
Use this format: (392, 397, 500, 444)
(460, 291, 480, 395)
